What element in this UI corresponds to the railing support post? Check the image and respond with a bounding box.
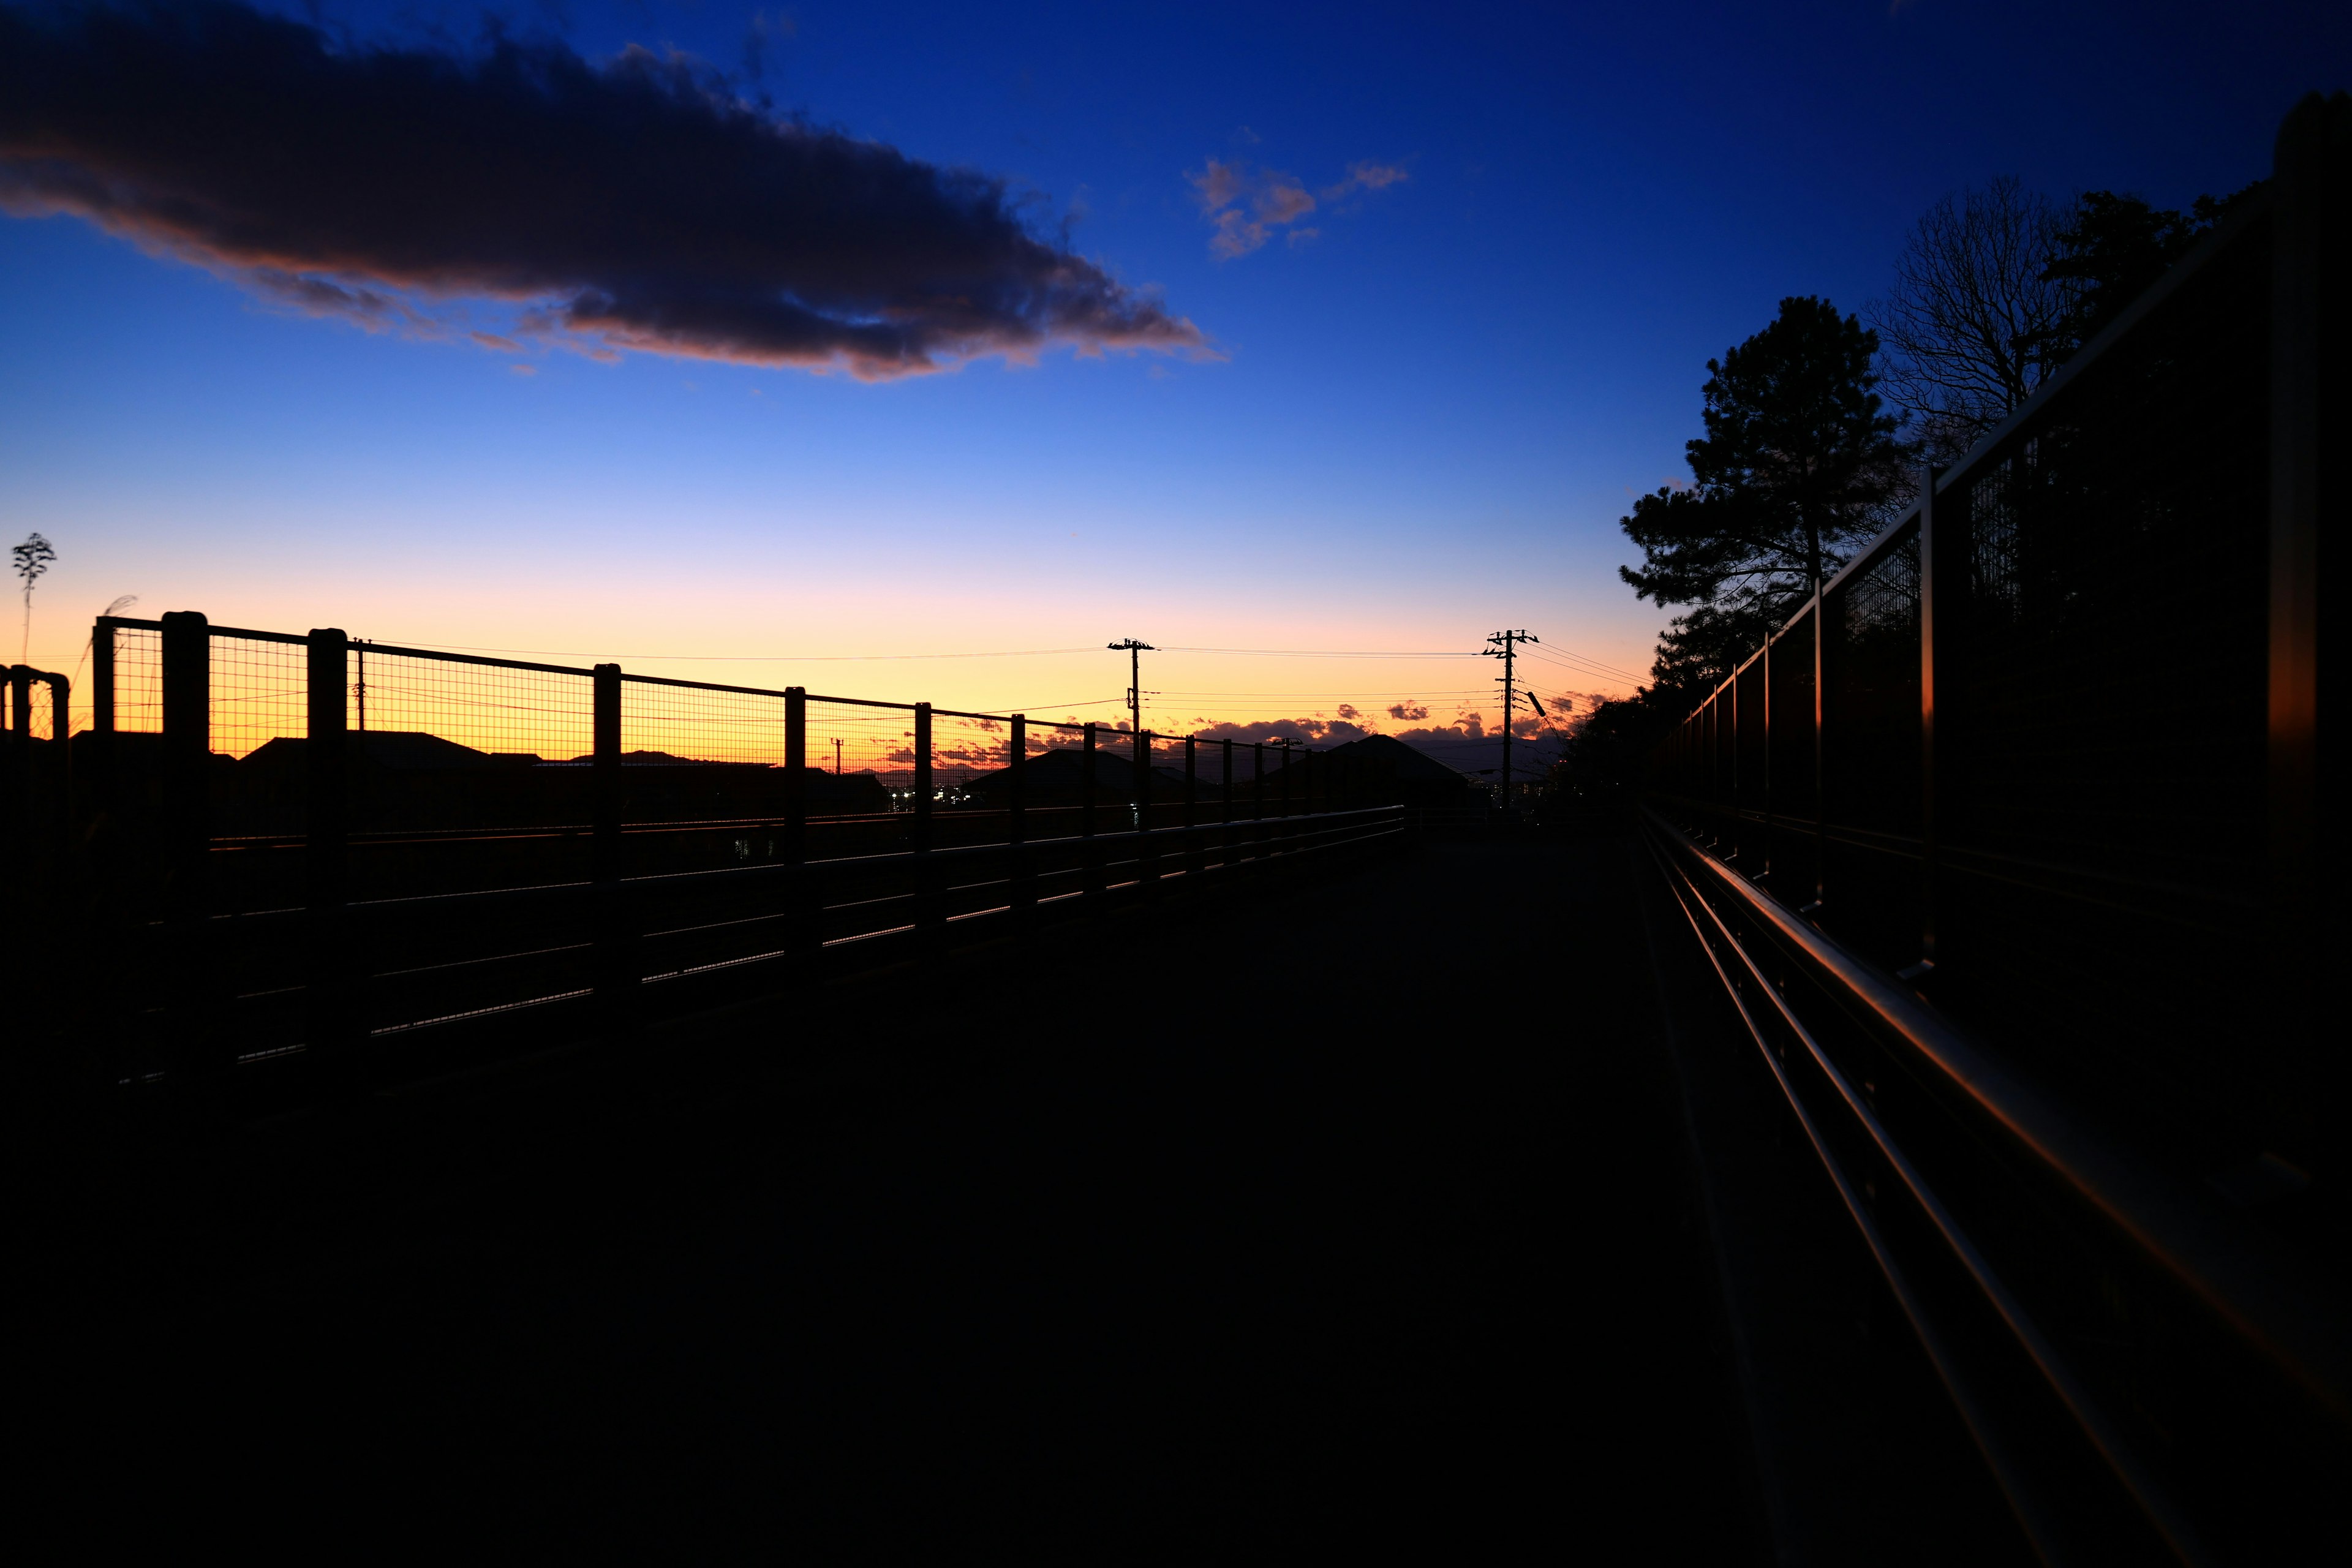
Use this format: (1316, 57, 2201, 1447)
(1009, 715, 1032, 926)
(1135, 729, 1155, 895)
(591, 663, 635, 1036)
(44, 672, 70, 837)
(1184, 735, 1200, 879)
(305, 627, 356, 1055)
(89, 617, 115, 834)
(1221, 737, 1234, 866)
(1, 668, 27, 935)
(785, 687, 814, 952)
(1812, 585, 1830, 910)
(2266, 95, 2339, 1170)
(159, 611, 213, 1075)
(1251, 741, 1265, 865)
(1083, 723, 1101, 898)
(1918, 469, 1954, 977)
(914, 703, 942, 948)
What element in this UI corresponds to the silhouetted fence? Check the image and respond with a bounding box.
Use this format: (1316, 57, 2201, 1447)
(32, 617, 1401, 1085)
(1645, 97, 2346, 1566)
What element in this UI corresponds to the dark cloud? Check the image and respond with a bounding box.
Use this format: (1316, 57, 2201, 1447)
(0, 1, 1208, 379)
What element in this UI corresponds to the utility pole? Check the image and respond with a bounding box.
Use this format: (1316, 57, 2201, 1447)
(832, 737, 842, 775)
(1484, 629, 1537, 815)
(1108, 638, 1153, 737)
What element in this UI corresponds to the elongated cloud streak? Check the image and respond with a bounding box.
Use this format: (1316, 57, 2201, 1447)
(0, 1, 1207, 379)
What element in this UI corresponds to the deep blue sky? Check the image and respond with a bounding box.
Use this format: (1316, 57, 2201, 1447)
(2, 0, 2341, 739)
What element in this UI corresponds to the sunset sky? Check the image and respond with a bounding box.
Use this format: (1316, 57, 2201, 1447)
(2, 0, 2339, 767)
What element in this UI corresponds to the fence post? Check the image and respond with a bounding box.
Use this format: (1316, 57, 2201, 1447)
(1009, 715, 1031, 924)
(1, 668, 26, 930)
(2266, 94, 2339, 1169)
(159, 612, 213, 1075)
(89, 617, 115, 834)
(1218, 737, 1234, 872)
(592, 663, 635, 1035)
(1811, 586, 1830, 911)
(785, 686, 813, 952)
(45, 673, 70, 827)
(1759, 635, 1773, 881)
(306, 628, 355, 1055)
(1916, 469, 1954, 979)
(914, 703, 942, 947)
(1135, 729, 1155, 894)
(1083, 723, 1101, 898)
(1185, 735, 1200, 878)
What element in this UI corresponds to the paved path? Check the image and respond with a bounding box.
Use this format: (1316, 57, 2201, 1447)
(52, 835, 1758, 1558)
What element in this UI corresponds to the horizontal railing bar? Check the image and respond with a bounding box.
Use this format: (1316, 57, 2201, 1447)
(800, 692, 920, 711)
(1648, 821, 2204, 1565)
(1641, 804, 2350, 1421)
(1643, 830, 2071, 1562)
(203, 624, 312, 647)
(336, 638, 596, 678)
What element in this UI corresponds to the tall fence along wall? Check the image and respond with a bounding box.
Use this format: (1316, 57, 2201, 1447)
(1649, 105, 2343, 1186)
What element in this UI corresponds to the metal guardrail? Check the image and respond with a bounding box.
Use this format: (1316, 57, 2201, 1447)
(1645, 97, 2345, 1183)
(31, 609, 1408, 1090)
(1643, 805, 2347, 1566)
(1636, 94, 2349, 1567)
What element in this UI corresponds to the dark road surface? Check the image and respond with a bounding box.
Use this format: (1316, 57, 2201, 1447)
(38, 836, 1763, 1558)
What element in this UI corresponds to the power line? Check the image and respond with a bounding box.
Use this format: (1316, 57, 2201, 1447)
(1156, 646, 1486, 658)
(1518, 646, 1648, 685)
(362, 640, 1107, 662)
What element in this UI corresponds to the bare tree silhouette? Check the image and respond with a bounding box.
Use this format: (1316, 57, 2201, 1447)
(1868, 178, 2068, 469)
(12, 532, 55, 665)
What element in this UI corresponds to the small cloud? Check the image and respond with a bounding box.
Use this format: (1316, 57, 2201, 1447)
(508, 363, 537, 376)
(1189, 154, 1404, 259)
(472, 330, 523, 352)
(1343, 160, 1408, 191)
(1231, 125, 1261, 145)
(1387, 702, 1429, 722)
(1336, 704, 1360, 720)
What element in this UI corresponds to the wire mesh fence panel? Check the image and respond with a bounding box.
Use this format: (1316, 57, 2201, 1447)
(930, 710, 1011, 800)
(1931, 214, 2274, 1160)
(113, 624, 163, 734)
(1826, 524, 1922, 835)
(24, 684, 56, 742)
(620, 678, 787, 767)
(617, 677, 793, 847)
(930, 709, 1017, 850)
(1950, 225, 2271, 891)
(805, 696, 919, 809)
(353, 647, 594, 763)
(208, 631, 310, 839)
(208, 633, 307, 760)
(300, 647, 600, 897)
